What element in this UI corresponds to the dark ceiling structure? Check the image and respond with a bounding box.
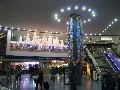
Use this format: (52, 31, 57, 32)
(0, 0, 120, 44)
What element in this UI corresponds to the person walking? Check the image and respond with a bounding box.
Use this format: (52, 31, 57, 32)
(50, 67, 56, 83)
(35, 68, 43, 90)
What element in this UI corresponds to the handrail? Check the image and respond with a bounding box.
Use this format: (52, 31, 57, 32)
(98, 50, 116, 74)
(86, 48, 101, 74)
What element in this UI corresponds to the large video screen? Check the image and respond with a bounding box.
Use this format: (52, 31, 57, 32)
(9, 30, 68, 53)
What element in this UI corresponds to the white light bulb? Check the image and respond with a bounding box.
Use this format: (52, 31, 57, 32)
(88, 9, 91, 12)
(54, 14, 58, 17)
(58, 19, 61, 22)
(67, 7, 71, 11)
(93, 14, 96, 17)
(88, 19, 91, 22)
(55, 17, 58, 20)
(61, 9, 64, 12)
(103, 31, 104, 32)
(92, 11, 95, 14)
(82, 6, 86, 10)
(84, 21, 86, 23)
(114, 18, 118, 21)
(85, 34, 87, 35)
(75, 6, 78, 10)
(109, 24, 111, 26)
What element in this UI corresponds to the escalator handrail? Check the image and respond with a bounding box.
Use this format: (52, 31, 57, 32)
(98, 49, 117, 73)
(105, 52, 120, 72)
(86, 48, 101, 73)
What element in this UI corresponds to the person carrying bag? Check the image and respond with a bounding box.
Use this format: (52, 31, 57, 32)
(34, 69, 43, 90)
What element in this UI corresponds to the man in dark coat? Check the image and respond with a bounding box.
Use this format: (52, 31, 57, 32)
(35, 69, 43, 90)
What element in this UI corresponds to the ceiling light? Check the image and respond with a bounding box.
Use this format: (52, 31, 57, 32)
(75, 6, 78, 10)
(88, 19, 91, 22)
(84, 40, 86, 41)
(61, 9, 64, 12)
(67, 7, 71, 11)
(82, 6, 86, 10)
(116, 42, 117, 43)
(84, 21, 86, 23)
(103, 31, 104, 32)
(54, 14, 58, 17)
(66, 22, 69, 25)
(29, 30, 31, 31)
(112, 22, 114, 24)
(86, 37, 88, 38)
(109, 24, 111, 26)
(85, 34, 87, 35)
(93, 14, 96, 17)
(114, 18, 118, 21)
(94, 42, 95, 43)
(95, 34, 96, 35)
(88, 9, 91, 12)
(107, 27, 108, 28)
(57, 19, 61, 22)
(89, 41, 90, 42)
(99, 34, 101, 36)
(105, 29, 106, 30)
(92, 11, 95, 14)
(18, 28, 20, 30)
(90, 34, 92, 36)
(45, 31, 48, 32)
(51, 32, 52, 33)
(112, 41, 113, 42)
(12, 27, 14, 29)
(55, 17, 58, 20)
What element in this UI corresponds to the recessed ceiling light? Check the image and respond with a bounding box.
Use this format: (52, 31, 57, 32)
(61, 9, 64, 12)
(85, 34, 87, 35)
(88, 9, 91, 12)
(82, 6, 86, 10)
(67, 7, 71, 11)
(75, 6, 78, 10)
(114, 18, 118, 21)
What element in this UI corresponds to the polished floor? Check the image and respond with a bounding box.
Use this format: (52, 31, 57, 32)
(0, 74, 101, 90)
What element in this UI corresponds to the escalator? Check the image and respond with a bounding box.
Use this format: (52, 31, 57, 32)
(86, 46, 116, 76)
(105, 52, 120, 73)
(92, 49, 116, 76)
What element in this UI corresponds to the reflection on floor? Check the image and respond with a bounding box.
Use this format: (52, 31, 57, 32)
(0, 74, 101, 90)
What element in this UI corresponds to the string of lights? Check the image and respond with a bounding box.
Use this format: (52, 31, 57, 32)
(53, 5, 96, 24)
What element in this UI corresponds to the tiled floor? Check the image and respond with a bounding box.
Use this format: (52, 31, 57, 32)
(0, 74, 101, 90)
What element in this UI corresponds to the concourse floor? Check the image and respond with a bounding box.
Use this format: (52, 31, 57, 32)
(0, 74, 101, 90)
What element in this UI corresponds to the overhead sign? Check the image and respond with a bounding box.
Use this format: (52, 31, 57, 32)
(101, 37, 112, 40)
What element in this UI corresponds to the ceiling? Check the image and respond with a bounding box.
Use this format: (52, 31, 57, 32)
(0, 0, 120, 44)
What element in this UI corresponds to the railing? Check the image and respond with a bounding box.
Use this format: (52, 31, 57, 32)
(98, 50, 116, 74)
(85, 47, 101, 81)
(105, 52, 120, 72)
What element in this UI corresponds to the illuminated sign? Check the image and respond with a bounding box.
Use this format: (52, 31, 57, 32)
(101, 37, 112, 40)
